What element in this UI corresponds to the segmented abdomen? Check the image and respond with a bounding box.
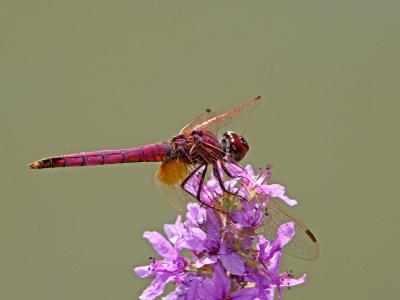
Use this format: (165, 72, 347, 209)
(29, 143, 171, 169)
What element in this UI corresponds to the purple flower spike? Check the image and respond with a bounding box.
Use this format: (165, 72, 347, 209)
(135, 163, 313, 299)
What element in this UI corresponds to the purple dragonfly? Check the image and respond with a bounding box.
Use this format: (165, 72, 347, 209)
(29, 96, 319, 260)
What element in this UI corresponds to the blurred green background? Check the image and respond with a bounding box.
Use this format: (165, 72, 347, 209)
(1, 1, 399, 299)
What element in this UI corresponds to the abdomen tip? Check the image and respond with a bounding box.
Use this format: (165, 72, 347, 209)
(29, 161, 41, 169)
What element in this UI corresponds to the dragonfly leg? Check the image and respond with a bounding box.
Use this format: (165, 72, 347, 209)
(212, 164, 237, 196)
(180, 164, 207, 201)
(196, 164, 208, 200)
(219, 160, 236, 178)
(180, 164, 225, 213)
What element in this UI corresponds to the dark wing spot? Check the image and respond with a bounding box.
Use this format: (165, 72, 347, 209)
(306, 229, 317, 243)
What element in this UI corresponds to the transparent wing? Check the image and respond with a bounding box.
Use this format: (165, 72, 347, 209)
(155, 159, 195, 213)
(262, 198, 319, 260)
(221, 159, 319, 260)
(159, 105, 217, 144)
(180, 108, 217, 135)
(180, 96, 261, 136)
(194, 95, 261, 134)
(155, 158, 219, 205)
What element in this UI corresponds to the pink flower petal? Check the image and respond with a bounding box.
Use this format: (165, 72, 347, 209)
(276, 222, 296, 247)
(134, 265, 152, 278)
(143, 231, 174, 258)
(281, 273, 307, 287)
(263, 184, 297, 206)
(139, 274, 172, 300)
(213, 263, 231, 297)
(220, 252, 245, 276)
(163, 215, 184, 245)
(186, 203, 206, 225)
(195, 255, 217, 268)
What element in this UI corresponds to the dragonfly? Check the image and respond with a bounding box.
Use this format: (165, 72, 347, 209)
(29, 95, 319, 260)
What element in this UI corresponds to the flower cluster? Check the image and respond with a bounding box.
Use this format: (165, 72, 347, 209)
(134, 165, 306, 300)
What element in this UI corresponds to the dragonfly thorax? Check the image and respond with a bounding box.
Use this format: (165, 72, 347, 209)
(170, 129, 224, 165)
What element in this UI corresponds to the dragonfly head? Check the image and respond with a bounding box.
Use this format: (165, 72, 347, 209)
(220, 131, 249, 162)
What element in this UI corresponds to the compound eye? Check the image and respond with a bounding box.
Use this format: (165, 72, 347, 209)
(239, 136, 249, 147)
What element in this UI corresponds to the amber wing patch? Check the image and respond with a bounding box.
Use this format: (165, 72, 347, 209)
(156, 160, 190, 186)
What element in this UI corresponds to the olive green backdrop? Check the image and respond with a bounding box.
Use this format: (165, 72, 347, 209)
(1, 1, 399, 299)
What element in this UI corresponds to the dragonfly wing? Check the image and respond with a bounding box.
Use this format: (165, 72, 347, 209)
(180, 109, 217, 135)
(155, 158, 225, 213)
(222, 158, 319, 260)
(194, 96, 261, 134)
(155, 159, 195, 212)
(180, 96, 261, 136)
(262, 198, 319, 260)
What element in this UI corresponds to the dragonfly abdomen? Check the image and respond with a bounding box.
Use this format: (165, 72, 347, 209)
(29, 143, 171, 169)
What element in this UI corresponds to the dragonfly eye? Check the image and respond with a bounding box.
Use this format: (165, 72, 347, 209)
(220, 131, 249, 162)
